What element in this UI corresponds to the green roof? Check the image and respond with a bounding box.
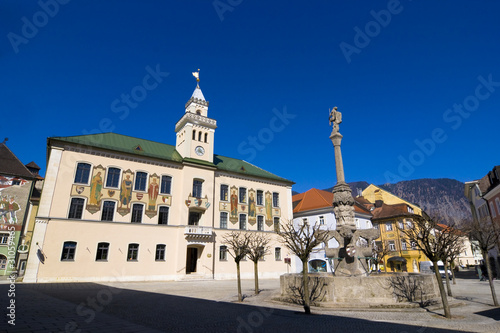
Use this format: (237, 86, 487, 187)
(50, 133, 293, 184)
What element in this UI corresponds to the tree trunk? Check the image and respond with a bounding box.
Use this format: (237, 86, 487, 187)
(302, 260, 311, 314)
(254, 260, 259, 295)
(451, 261, 457, 285)
(444, 261, 452, 297)
(433, 260, 451, 318)
(237, 261, 243, 302)
(484, 252, 499, 306)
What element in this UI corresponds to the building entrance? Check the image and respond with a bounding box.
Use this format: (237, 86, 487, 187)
(186, 247, 198, 274)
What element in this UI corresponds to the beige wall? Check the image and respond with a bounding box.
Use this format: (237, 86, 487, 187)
(26, 145, 293, 282)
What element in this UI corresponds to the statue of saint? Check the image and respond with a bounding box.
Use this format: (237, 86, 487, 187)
(329, 106, 342, 134)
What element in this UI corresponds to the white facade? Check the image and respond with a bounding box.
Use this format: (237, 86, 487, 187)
(24, 83, 294, 283)
(291, 195, 372, 273)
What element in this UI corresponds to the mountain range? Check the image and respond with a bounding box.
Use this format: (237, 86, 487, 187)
(317, 178, 472, 225)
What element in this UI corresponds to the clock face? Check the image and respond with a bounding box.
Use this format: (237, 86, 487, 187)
(195, 146, 205, 156)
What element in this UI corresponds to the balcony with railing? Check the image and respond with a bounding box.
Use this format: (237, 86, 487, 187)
(184, 225, 213, 241)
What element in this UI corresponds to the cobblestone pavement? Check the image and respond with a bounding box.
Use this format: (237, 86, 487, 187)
(1, 272, 499, 333)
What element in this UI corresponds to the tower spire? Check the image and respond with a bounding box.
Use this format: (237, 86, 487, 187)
(192, 69, 200, 87)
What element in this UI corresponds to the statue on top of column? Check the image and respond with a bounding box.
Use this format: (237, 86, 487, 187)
(329, 106, 342, 135)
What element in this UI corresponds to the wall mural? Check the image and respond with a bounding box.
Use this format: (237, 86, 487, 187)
(0, 195, 20, 224)
(265, 191, 273, 223)
(145, 174, 159, 218)
(248, 189, 256, 225)
(117, 169, 134, 216)
(86, 165, 105, 214)
(219, 186, 281, 227)
(230, 186, 238, 223)
(75, 166, 172, 218)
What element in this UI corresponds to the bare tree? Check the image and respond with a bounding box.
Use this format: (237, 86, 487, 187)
(222, 231, 252, 302)
(246, 233, 271, 295)
(277, 219, 331, 314)
(373, 240, 390, 272)
(436, 224, 465, 297)
(462, 218, 499, 306)
(399, 215, 462, 319)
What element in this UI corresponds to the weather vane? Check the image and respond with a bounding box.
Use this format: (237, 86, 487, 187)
(192, 69, 200, 83)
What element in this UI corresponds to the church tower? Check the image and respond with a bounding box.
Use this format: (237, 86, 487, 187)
(175, 71, 217, 163)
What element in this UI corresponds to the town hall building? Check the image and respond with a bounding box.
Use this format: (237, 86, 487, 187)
(24, 79, 294, 282)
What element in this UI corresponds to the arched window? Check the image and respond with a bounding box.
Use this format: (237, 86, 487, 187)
(198, 132, 202, 141)
(204, 133, 208, 143)
(192, 130, 196, 140)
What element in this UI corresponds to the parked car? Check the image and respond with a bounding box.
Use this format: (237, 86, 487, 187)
(430, 261, 453, 280)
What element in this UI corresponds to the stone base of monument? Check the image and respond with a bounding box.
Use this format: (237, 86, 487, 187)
(278, 273, 440, 308)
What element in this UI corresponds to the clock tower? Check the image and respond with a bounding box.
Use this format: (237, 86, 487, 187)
(175, 71, 217, 163)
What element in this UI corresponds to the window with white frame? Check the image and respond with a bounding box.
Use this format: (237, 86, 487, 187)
(101, 201, 115, 221)
(257, 216, 264, 231)
(274, 217, 280, 232)
(127, 243, 139, 261)
(256, 190, 263, 205)
(155, 244, 166, 261)
(272, 192, 279, 207)
(220, 212, 228, 229)
(68, 198, 85, 219)
(239, 187, 247, 203)
(61, 241, 77, 261)
(219, 245, 228, 261)
(388, 240, 396, 251)
(410, 241, 417, 250)
(239, 214, 246, 230)
(398, 221, 404, 230)
(131, 204, 143, 223)
(74, 163, 91, 184)
(275, 247, 281, 261)
(161, 175, 172, 194)
(134, 172, 148, 191)
(105, 167, 121, 188)
(158, 206, 169, 225)
(319, 216, 325, 225)
(220, 184, 228, 201)
(95, 242, 109, 261)
(401, 240, 407, 251)
(385, 223, 393, 231)
(0, 255, 6, 270)
(193, 179, 203, 198)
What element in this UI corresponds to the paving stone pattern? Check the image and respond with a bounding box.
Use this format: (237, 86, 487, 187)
(0, 271, 499, 333)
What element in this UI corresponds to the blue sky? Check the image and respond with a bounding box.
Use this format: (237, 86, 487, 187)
(2, 1, 500, 193)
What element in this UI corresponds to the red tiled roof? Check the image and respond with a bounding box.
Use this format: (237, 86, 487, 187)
(371, 203, 413, 220)
(292, 188, 371, 215)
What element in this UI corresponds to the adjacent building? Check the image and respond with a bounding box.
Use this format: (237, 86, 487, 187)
(291, 188, 373, 273)
(0, 142, 38, 277)
(24, 82, 294, 283)
(361, 185, 429, 273)
(464, 167, 500, 276)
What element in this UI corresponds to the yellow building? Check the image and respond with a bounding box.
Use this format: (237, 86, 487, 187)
(362, 185, 429, 273)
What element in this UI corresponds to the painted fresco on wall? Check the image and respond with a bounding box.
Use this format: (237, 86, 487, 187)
(230, 186, 238, 222)
(265, 191, 272, 223)
(86, 165, 105, 214)
(0, 176, 28, 191)
(248, 189, 256, 223)
(117, 169, 134, 216)
(145, 174, 160, 218)
(0, 195, 20, 224)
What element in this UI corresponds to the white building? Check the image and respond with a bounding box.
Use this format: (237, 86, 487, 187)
(24, 81, 294, 283)
(291, 188, 373, 273)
